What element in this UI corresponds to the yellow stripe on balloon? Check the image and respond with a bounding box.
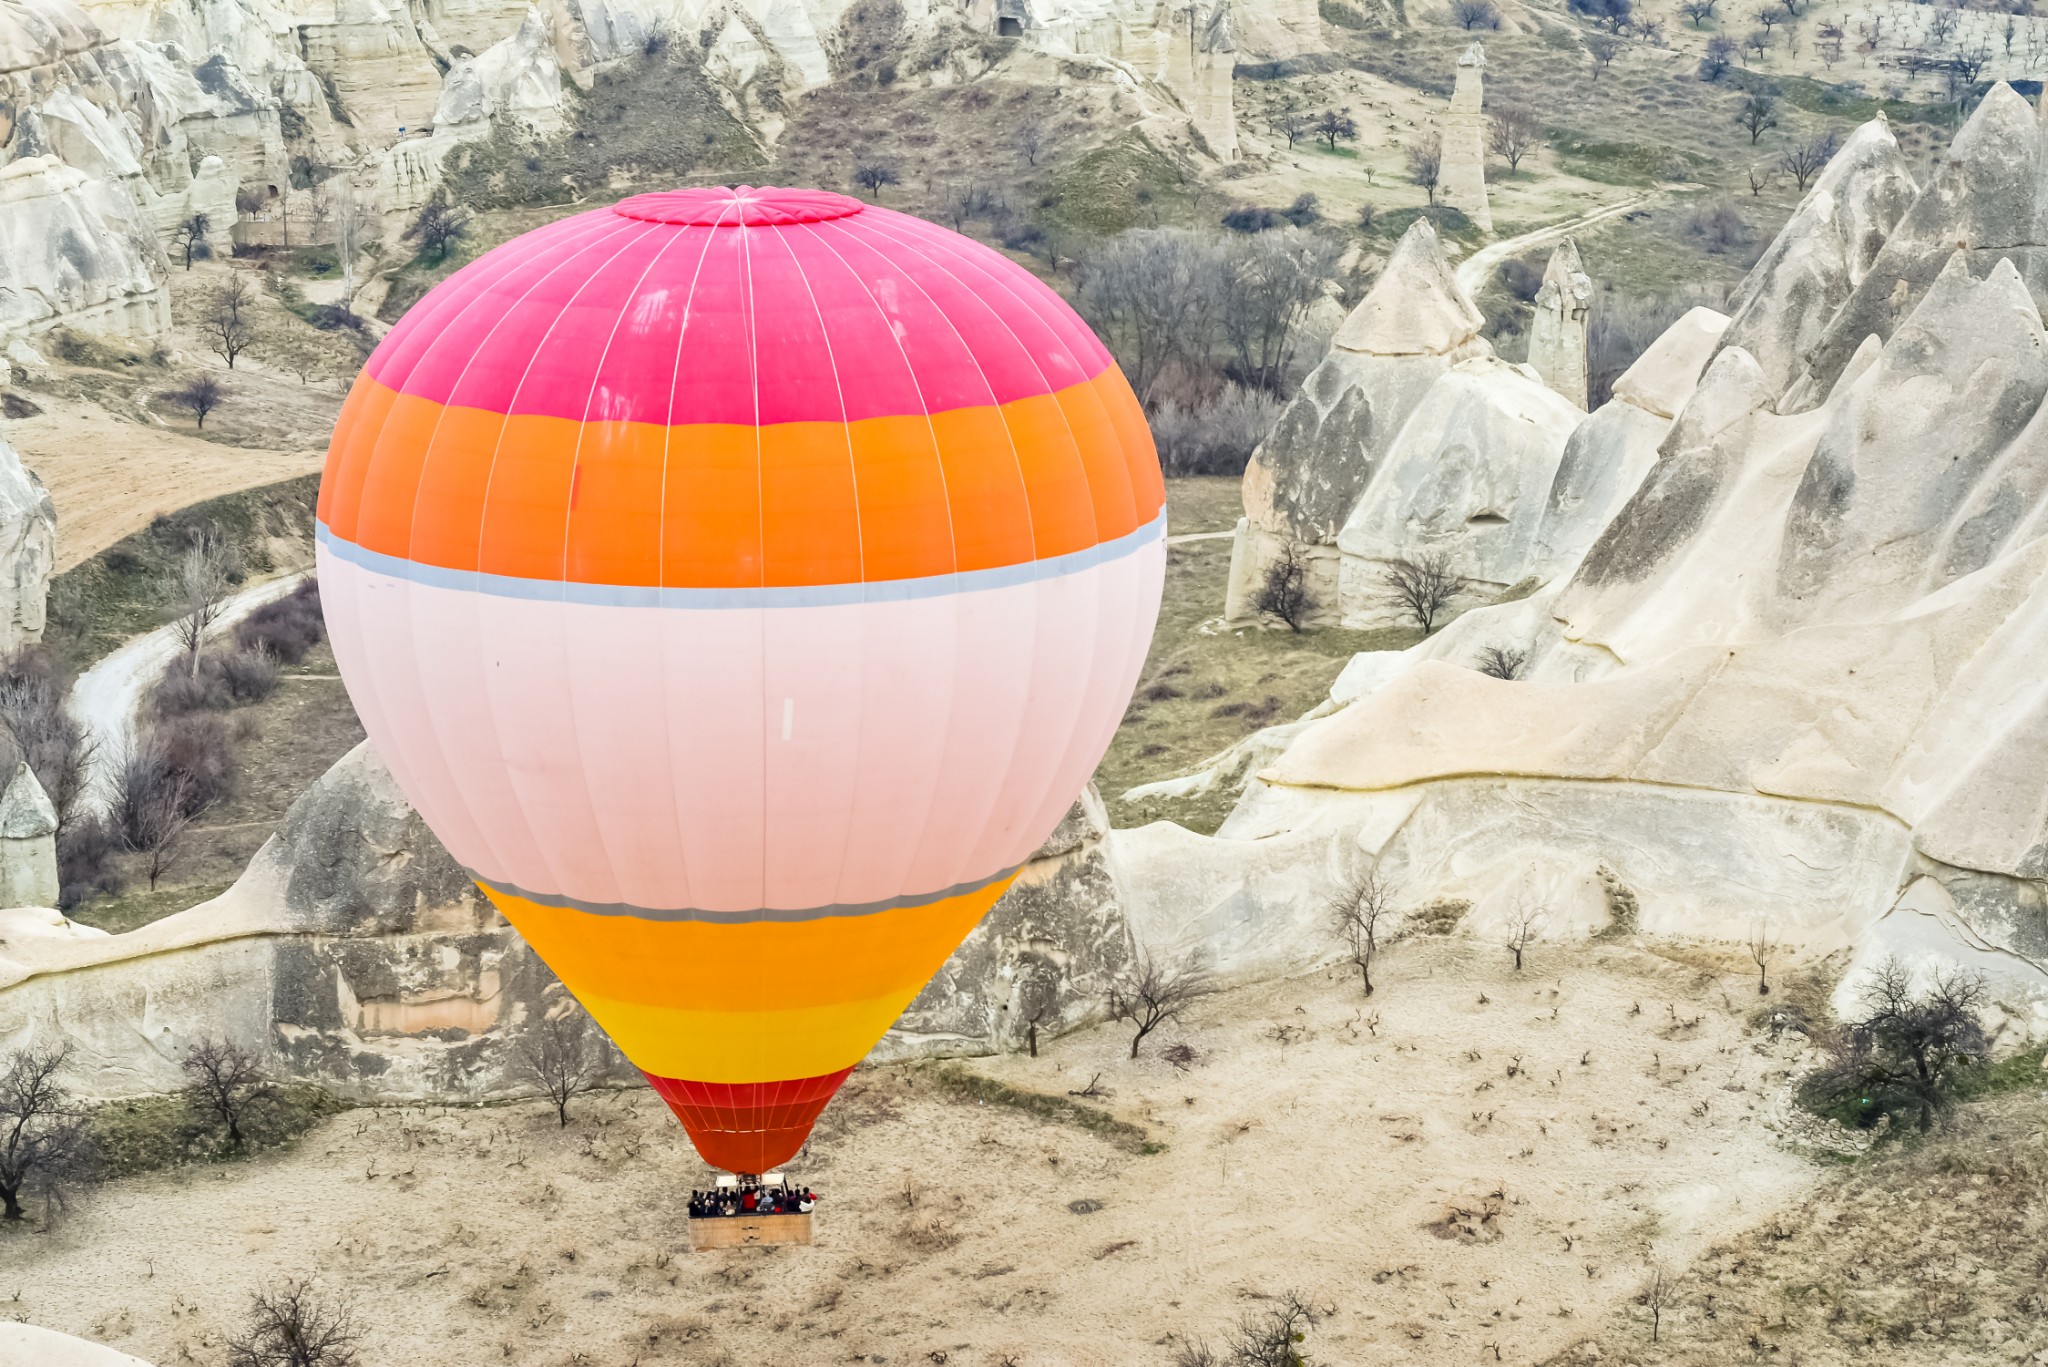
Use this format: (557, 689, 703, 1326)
(574, 986, 939, 1083)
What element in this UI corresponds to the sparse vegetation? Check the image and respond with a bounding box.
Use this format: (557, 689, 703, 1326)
(1378, 552, 1463, 635)
(0, 1046, 89, 1222)
(1800, 957, 1991, 1133)
(518, 1004, 608, 1128)
(181, 1038, 273, 1151)
(197, 272, 259, 369)
(1405, 133, 1444, 205)
(1254, 542, 1314, 631)
(226, 1279, 361, 1367)
(1329, 868, 1393, 996)
(1108, 949, 1216, 1060)
(163, 374, 227, 429)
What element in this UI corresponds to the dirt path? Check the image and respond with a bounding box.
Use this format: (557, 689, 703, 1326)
(0, 941, 1819, 1366)
(68, 573, 311, 809)
(8, 392, 324, 572)
(1455, 195, 1654, 297)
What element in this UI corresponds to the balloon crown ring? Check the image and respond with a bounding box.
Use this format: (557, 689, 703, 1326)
(612, 185, 866, 227)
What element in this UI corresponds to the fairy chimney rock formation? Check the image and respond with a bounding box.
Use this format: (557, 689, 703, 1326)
(1442, 41, 1492, 233)
(0, 437, 53, 654)
(1530, 238, 1592, 409)
(0, 762, 58, 909)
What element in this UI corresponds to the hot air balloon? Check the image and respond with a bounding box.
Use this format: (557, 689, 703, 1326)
(316, 185, 1165, 1176)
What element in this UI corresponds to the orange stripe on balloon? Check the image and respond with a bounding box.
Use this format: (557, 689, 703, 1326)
(321, 367, 1159, 590)
(479, 876, 1009, 1016)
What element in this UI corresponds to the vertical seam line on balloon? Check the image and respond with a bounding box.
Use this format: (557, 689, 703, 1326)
(551, 219, 700, 916)
(791, 219, 957, 574)
(856, 210, 1109, 552)
(653, 200, 740, 922)
(763, 224, 873, 918)
(740, 198, 770, 1109)
(792, 215, 970, 909)
(469, 219, 666, 908)
(826, 211, 1061, 884)
(379, 214, 643, 890)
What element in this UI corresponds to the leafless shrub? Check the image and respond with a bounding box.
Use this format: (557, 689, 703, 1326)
(0, 648, 94, 835)
(1503, 895, 1545, 972)
(1329, 868, 1393, 997)
(1590, 292, 1703, 407)
(1405, 133, 1443, 204)
(520, 1003, 606, 1127)
(1378, 552, 1462, 635)
(1225, 1291, 1325, 1366)
(1107, 950, 1215, 1059)
(1253, 542, 1314, 632)
(853, 161, 899, 199)
(57, 811, 123, 909)
(1454, 0, 1501, 26)
(1747, 922, 1778, 995)
(163, 374, 227, 429)
(1699, 34, 1737, 78)
(1686, 199, 1750, 255)
(402, 191, 471, 263)
(1778, 129, 1841, 192)
(226, 1279, 361, 1367)
(1475, 644, 1527, 679)
(234, 579, 324, 665)
(0, 1046, 90, 1222)
(171, 538, 231, 678)
(1640, 1260, 1672, 1342)
(115, 754, 195, 892)
(183, 1038, 274, 1150)
(1150, 385, 1283, 476)
(197, 273, 257, 369)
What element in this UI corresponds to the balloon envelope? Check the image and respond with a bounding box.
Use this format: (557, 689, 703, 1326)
(317, 185, 1165, 1172)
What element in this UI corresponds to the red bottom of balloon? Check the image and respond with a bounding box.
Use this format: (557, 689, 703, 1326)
(645, 1067, 855, 1174)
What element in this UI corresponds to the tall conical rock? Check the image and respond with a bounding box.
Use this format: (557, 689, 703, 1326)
(1718, 115, 1918, 405)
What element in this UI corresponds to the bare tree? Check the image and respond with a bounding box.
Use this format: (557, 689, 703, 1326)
(1474, 644, 1527, 679)
(1274, 108, 1310, 149)
(1777, 129, 1840, 191)
(1454, 0, 1501, 26)
(1225, 1291, 1324, 1366)
(1587, 32, 1622, 77)
(1379, 552, 1463, 635)
(182, 1038, 272, 1150)
(1329, 868, 1393, 996)
(172, 539, 231, 677)
(1746, 922, 1777, 996)
(1311, 108, 1358, 151)
(1488, 104, 1542, 174)
(163, 374, 226, 430)
(1405, 133, 1444, 205)
(226, 1280, 362, 1367)
(1503, 895, 1544, 972)
(197, 272, 257, 369)
(0, 658, 96, 838)
(0, 1046, 88, 1221)
(853, 161, 900, 200)
(1107, 950, 1215, 1059)
(1641, 1260, 1672, 1343)
(1700, 34, 1738, 78)
(1804, 957, 1989, 1132)
(1017, 121, 1045, 166)
(320, 183, 378, 320)
(1212, 229, 1343, 391)
(1075, 230, 1227, 403)
(1737, 93, 1779, 143)
(1678, 0, 1717, 23)
(259, 334, 328, 386)
(171, 213, 211, 270)
(1746, 163, 1774, 196)
(121, 765, 196, 891)
(519, 1004, 605, 1127)
(1253, 541, 1314, 631)
(401, 193, 471, 263)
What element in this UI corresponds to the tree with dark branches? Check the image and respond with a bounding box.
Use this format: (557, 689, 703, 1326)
(0, 1046, 89, 1222)
(1737, 93, 1779, 144)
(402, 193, 472, 263)
(197, 272, 257, 369)
(1777, 129, 1840, 191)
(1379, 551, 1463, 635)
(1017, 121, 1045, 166)
(1253, 541, 1314, 631)
(1475, 644, 1527, 680)
(1107, 950, 1215, 1060)
(1746, 922, 1778, 996)
(1329, 868, 1393, 997)
(163, 374, 226, 430)
(1802, 957, 1989, 1133)
(1405, 133, 1444, 205)
(1678, 0, 1717, 24)
(1587, 32, 1621, 77)
(1226, 1291, 1325, 1366)
(171, 213, 211, 269)
(1488, 104, 1542, 174)
(1311, 108, 1358, 151)
(853, 161, 900, 200)
(1503, 894, 1544, 972)
(182, 1038, 273, 1150)
(519, 1004, 606, 1127)
(226, 1279, 362, 1367)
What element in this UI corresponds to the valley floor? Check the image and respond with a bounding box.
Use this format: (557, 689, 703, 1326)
(1, 939, 1831, 1366)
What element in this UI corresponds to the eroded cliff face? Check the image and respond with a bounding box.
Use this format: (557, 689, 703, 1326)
(1147, 91, 2048, 1036)
(0, 741, 1139, 1100)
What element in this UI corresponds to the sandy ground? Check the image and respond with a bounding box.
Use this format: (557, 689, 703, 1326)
(8, 390, 324, 572)
(1, 939, 1820, 1366)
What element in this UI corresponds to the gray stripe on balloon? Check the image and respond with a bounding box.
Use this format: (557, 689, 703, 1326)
(472, 862, 1027, 923)
(315, 509, 1166, 608)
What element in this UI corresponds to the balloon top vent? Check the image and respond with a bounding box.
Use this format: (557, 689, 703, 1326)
(612, 186, 865, 227)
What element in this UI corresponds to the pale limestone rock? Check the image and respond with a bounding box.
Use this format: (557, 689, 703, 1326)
(1333, 353, 1584, 617)
(434, 5, 565, 132)
(0, 1323, 155, 1367)
(0, 437, 54, 653)
(1528, 237, 1590, 409)
(1332, 218, 1485, 356)
(1439, 40, 1490, 233)
(0, 763, 57, 910)
(1717, 115, 1918, 406)
(1610, 305, 1731, 419)
(0, 156, 168, 344)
